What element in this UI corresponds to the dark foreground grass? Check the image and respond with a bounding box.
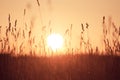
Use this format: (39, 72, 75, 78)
(0, 53, 120, 80)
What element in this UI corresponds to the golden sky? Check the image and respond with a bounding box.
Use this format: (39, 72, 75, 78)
(0, 0, 120, 52)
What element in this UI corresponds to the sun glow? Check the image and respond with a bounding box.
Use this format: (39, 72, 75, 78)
(47, 33, 64, 51)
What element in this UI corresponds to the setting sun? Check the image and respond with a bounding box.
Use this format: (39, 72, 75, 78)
(47, 33, 64, 51)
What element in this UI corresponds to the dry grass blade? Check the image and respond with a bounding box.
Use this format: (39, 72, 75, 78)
(86, 23, 89, 29)
(23, 30, 25, 38)
(81, 24, 84, 31)
(8, 14, 11, 22)
(25, 23, 28, 30)
(112, 22, 117, 32)
(15, 20, 17, 27)
(8, 23, 11, 31)
(70, 24, 72, 30)
(50, 28, 52, 34)
(36, 0, 40, 6)
(17, 31, 20, 38)
(20, 42, 24, 53)
(8, 14, 11, 32)
(29, 30, 31, 38)
(24, 9, 26, 16)
(65, 29, 69, 34)
(6, 28, 8, 37)
(103, 16, 105, 24)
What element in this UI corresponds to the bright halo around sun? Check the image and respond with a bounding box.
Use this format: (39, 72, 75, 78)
(47, 33, 64, 51)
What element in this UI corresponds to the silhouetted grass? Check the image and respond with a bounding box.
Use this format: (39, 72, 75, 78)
(0, 53, 120, 80)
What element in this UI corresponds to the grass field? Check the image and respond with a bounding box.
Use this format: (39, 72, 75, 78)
(0, 1, 120, 79)
(0, 53, 120, 80)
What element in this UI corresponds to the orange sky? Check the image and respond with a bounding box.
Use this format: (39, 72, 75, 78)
(0, 0, 120, 52)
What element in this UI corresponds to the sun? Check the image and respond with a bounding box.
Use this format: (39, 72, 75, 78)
(47, 33, 64, 51)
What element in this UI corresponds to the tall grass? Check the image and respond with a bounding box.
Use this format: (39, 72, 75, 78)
(0, 0, 120, 56)
(79, 23, 92, 54)
(0, 14, 120, 56)
(102, 16, 120, 55)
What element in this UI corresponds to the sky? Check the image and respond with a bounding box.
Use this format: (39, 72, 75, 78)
(0, 0, 120, 52)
